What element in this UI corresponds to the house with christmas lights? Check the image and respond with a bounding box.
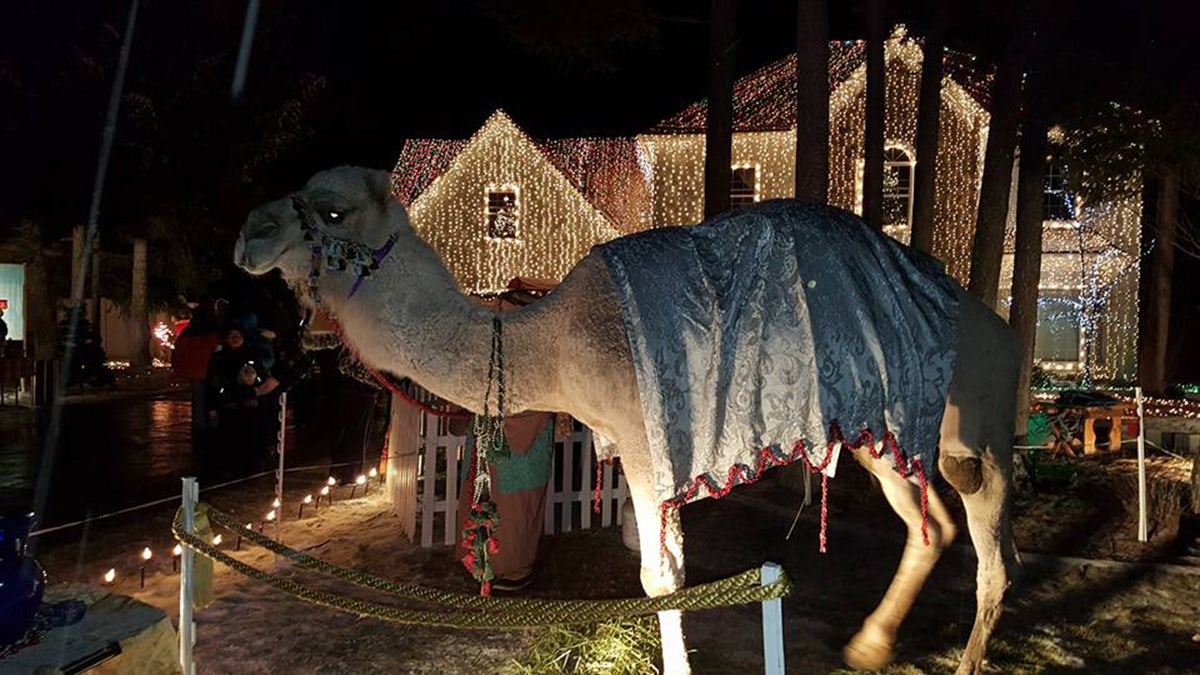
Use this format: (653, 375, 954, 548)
(393, 29, 1142, 382)
(390, 110, 648, 294)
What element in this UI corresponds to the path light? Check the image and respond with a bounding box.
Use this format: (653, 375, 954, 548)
(272, 497, 281, 509)
(369, 467, 380, 487)
(140, 547, 152, 588)
(350, 474, 366, 499)
(260, 510, 276, 533)
(172, 544, 183, 572)
(212, 534, 223, 547)
(104, 568, 116, 584)
(327, 476, 337, 487)
(320, 485, 331, 506)
(299, 494, 313, 519)
(238, 523, 252, 550)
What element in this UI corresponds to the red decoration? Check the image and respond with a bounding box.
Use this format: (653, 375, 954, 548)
(592, 459, 606, 515)
(657, 422, 930, 560)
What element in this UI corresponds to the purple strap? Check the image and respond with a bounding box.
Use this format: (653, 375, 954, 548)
(347, 234, 399, 298)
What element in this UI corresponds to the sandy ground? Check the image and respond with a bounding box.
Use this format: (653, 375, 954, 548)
(27, 452, 1200, 675)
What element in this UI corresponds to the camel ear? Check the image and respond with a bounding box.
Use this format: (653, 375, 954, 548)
(364, 169, 397, 209)
(363, 169, 413, 238)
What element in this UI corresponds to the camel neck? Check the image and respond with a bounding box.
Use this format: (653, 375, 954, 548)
(316, 233, 551, 416)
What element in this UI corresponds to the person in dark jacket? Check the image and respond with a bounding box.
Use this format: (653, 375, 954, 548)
(207, 323, 278, 478)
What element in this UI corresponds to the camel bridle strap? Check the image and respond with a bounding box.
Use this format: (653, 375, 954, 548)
(291, 196, 400, 303)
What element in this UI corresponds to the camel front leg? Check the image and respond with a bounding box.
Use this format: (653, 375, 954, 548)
(628, 486, 689, 675)
(844, 448, 957, 670)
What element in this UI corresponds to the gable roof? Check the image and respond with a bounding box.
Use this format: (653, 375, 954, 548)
(646, 31, 993, 135)
(392, 111, 652, 234)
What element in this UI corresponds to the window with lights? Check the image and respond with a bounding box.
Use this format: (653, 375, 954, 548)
(1043, 162, 1075, 222)
(881, 146, 914, 233)
(730, 165, 760, 209)
(484, 186, 520, 239)
(1035, 294, 1082, 363)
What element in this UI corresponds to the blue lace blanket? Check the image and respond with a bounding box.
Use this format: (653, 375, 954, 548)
(598, 200, 960, 507)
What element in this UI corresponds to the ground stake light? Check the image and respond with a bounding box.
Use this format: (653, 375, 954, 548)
(140, 547, 152, 588)
(172, 543, 182, 572)
(104, 568, 116, 584)
(299, 494, 313, 518)
(350, 474, 366, 499)
(320, 485, 331, 506)
(238, 523, 252, 550)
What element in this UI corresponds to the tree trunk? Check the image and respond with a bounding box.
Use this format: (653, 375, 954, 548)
(22, 232, 58, 361)
(90, 233, 101, 331)
(1138, 165, 1178, 395)
(1191, 446, 1200, 517)
(967, 43, 1024, 308)
(131, 238, 150, 367)
(909, 1, 945, 254)
(1009, 79, 1048, 439)
(704, 0, 737, 218)
(70, 225, 85, 308)
(861, 0, 885, 229)
(793, 0, 829, 203)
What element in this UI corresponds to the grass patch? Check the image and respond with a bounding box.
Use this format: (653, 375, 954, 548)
(506, 619, 662, 674)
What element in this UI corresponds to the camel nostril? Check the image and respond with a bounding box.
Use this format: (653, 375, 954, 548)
(248, 220, 280, 241)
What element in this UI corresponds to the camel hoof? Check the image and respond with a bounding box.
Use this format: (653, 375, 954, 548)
(942, 455, 983, 495)
(843, 630, 894, 671)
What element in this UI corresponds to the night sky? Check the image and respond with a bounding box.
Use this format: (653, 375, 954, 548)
(1, 0, 1197, 376)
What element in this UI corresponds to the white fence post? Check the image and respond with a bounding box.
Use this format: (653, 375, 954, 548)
(1136, 386, 1147, 542)
(179, 477, 198, 675)
(760, 562, 785, 675)
(275, 392, 287, 547)
(398, 403, 629, 547)
(561, 431, 575, 533)
(420, 419, 438, 548)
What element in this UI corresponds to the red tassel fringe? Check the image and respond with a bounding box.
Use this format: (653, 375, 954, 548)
(658, 422, 930, 559)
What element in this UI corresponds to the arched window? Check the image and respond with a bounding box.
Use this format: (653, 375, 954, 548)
(882, 146, 915, 232)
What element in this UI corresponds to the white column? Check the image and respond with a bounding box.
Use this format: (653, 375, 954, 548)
(1136, 387, 1147, 542)
(179, 477, 198, 675)
(275, 392, 287, 547)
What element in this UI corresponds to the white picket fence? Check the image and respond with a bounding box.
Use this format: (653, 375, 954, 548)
(387, 401, 628, 548)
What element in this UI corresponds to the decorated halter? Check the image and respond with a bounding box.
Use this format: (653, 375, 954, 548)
(291, 196, 399, 304)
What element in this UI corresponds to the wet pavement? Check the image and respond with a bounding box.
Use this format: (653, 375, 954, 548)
(0, 379, 388, 529)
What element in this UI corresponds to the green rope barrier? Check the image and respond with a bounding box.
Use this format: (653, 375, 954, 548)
(173, 505, 792, 628)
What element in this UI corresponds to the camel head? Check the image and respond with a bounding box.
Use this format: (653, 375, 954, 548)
(235, 166, 410, 285)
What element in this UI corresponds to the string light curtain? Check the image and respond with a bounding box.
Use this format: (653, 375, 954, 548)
(391, 29, 1140, 381)
(393, 111, 624, 294)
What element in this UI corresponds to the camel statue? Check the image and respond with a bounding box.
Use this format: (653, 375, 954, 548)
(235, 166, 1020, 675)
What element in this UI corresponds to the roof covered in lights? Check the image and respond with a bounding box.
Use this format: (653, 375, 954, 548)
(646, 31, 994, 135)
(391, 112, 653, 234)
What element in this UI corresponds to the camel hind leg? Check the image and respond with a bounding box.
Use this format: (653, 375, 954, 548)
(844, 447, 958, 670)
(948, 440, 1020, 675)
(940, 288, 1022, 675)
